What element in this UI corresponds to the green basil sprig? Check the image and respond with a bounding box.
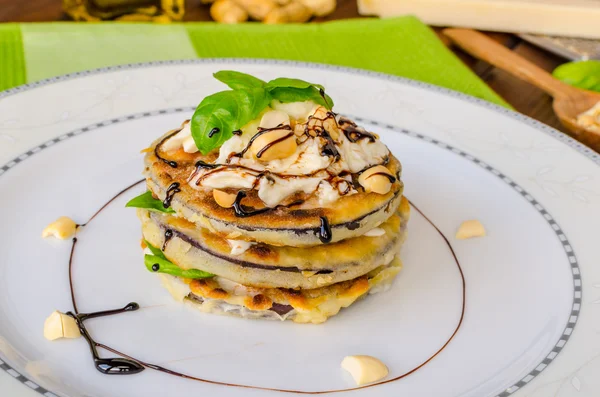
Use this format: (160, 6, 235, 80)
(553, 61, 600, 92)
(144, 241, 214, 279)
(191, 71, 334, 155)
(125, 191, 175, 214)
(214, 70, 266, 90)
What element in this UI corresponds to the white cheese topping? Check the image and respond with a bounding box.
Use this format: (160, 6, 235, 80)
(162, 121, 199, 154)
(257, 174, 322, 207)
(271, 100, 317, 121)
(198, 169, 258, 190)
(185, 102, 391, 207)
(336, 135, 389, 173)
(227, 239, 255, 255)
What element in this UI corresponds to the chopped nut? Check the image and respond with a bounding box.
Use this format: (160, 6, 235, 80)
(233, 0, 276, 20)
(260, 110, 290, 129)
(250, 128, 298, 161)
(341, 355, 388, 385)
(213, 189, 237, 208)
(42, 216, 78, 240)
(210, 0, 249, 23)
(311, 106, 340, 140)
(44, 311, 81, 341)
(298, 0, 336, 17)
(358, 165, 394, 195)
(264, 1, 312, 23)
(456, 220, 486, 239)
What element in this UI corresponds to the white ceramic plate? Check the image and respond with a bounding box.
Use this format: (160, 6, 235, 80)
(1, 60, 599, 397)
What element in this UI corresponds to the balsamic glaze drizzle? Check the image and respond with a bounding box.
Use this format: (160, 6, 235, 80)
(367, 172, 397, 183)
(234, 124, 293, 158)
(195, 160, 221, 170)
(304, 112, 341, 161)
(231, 190, 305, 218)
(318, 216, 332, 243)
(232, 191, 271, 218)
(256, 132, 295, 159)
(187, 160, 221, 184)
(66, 303, 144, 375)
(163, 182, 181, 209)
(68, 237, 144, 375)
(339, 117, 377, 143)
(162, 229, 174, 251)
(232, 129, 242, 136)
(63, 183, 465, 392)
(208, 127, 220, 138)
(154, 128, 181, 168)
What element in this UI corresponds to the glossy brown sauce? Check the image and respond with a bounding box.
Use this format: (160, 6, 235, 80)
(183, 113, 401, 207)
(65, 296, 144, 375)
(208, 127, 220, 138)
(338, 117, 377, 143)
(304, 112, 340, 161)
(234, 124, 293, 159)
(318, 216, 332, 243)
(256, 132, 295, 159)
(162, 229, 174, 251)
(154, 128, 182, 168)
(163, 182, 181, 208)
(232, 190, 271, 218)
(65, 178, 465, 393)
(366, 172, 397, 183)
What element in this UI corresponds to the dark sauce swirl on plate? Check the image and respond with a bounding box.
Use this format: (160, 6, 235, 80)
(61, 179, 465, 394)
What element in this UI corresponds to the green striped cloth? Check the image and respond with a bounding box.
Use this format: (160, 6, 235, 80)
(0, 16, 507, 107)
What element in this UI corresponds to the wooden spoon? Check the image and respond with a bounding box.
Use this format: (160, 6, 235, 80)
(444, 28, 600, 152)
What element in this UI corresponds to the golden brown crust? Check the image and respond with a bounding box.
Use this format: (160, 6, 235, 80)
(143, 129, 403, 234)
(141, 200, 408, 285)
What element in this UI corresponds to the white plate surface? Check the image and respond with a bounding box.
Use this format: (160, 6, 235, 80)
(0, 60, 599, 397)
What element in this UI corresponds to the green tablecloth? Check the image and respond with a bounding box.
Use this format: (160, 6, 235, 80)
(0, 16, 507, 107)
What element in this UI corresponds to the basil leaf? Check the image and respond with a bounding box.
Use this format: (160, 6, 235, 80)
(144, 254, 214, 279)
(213, 70, 266, 91)
(144, 240, 166, 259)
(126, 191, 175, 214)
(553, 61, 600, 92)
(240, 87, 272, 122)
(269, 86, 334, 110)
(265, 77, 311, 90)
(191, 89, 269, 154)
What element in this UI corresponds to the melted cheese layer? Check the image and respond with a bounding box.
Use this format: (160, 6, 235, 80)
(159, 257, 402, 324)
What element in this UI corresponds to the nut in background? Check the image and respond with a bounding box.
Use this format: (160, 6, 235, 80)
(207, 0, 336, 24)
(63, 0, 185, 22)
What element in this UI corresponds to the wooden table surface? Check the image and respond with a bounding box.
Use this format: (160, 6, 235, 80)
(0, 0, 569, 135)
